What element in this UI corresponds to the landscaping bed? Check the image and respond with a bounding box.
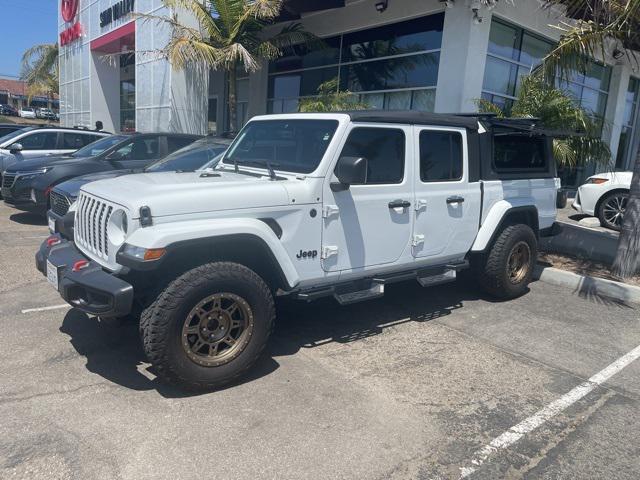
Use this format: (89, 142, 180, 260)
(538, 252, 640, 287)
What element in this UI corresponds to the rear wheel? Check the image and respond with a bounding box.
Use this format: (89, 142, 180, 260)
(474, 224, 537, 299)
(597, 190, 629, 231)
(140, 262, 274, 391)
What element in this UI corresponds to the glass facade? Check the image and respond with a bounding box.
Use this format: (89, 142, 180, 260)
(120, 54, 136, 132)
(267, 14, 444, 114)
(482, 19, 554, 111)
(616, 77, 639, 170)
(482, 18, 611, 123)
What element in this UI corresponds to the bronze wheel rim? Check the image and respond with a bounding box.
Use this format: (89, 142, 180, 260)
(181, 293, 254, 367)
(507, 241, 531, 284)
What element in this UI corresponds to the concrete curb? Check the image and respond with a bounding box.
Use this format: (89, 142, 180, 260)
(539, 221, 619, 264)
(534, 265, 640, 305)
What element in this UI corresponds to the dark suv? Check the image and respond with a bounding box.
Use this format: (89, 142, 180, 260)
(2, 132, 202, 215)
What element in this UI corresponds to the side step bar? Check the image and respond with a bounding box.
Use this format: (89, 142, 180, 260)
(334, 281, 384, 305)
(292, 261, 468, 305)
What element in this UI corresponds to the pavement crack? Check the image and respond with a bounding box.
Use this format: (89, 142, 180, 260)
(433, 320, 640, 403)
(0, 382, 112, 405)
(505, 390, 617, 479)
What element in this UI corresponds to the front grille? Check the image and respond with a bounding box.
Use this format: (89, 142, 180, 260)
(75, 192, 116, 260)
(49, 190, 71, 216)
(2, 173, 15, 189)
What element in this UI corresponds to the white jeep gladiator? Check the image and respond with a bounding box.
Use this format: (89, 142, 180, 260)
(37, 112, 560, 390)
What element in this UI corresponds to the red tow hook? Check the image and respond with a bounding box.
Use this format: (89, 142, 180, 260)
(72, 260, 90, 272)
(46, 235, 61, 247)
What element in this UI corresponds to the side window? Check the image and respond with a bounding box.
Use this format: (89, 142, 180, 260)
(167, 136, 195, 153)
(128, 137, 161, 160)
(493, 135, 547, 172)
(339, 127, 405, 184)
(63, 132, 93, 149)
(419, 130, 463, 182)
(19, 132, 58, 150)
(83, 134, 104, 146)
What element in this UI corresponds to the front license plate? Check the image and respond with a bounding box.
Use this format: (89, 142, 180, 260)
(48, 215, 56, 233)
(46, 260, 59, 290)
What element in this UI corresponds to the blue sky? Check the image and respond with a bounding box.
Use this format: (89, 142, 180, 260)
(0, 0, 58, 78)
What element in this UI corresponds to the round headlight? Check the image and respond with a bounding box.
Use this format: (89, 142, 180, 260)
(107, 209, 128, 246)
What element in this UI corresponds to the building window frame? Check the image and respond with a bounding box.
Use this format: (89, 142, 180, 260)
(266, 12, 445, 115)
(616, 76, 640, 171)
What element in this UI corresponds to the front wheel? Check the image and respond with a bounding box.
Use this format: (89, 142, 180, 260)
(140, 262, 275, 391)
(474, 224, 537, 300)
(598, 190, 629, 231)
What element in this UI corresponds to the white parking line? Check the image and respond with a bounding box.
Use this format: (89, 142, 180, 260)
(459, 344, 640, 478)
(21, 304, 71, 314)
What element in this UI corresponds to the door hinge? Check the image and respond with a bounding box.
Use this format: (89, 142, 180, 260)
(321, 245, 339, 259)
(323, 205, 340, 219)
(415, 199, 427, 211)
(412, 234, 425, 247)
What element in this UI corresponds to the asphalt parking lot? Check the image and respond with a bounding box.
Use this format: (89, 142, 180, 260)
(1, 202, 639, 480)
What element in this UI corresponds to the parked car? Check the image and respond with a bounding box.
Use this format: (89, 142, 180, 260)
(0, 123, 31, 138)
(572, 171, 633, 231)
(19, 107, 36, 119)
(3, 132, 202, 215)
(37, 111, 560, 390)
(0, 126, 110, 180)
(0, 104, 19, 117)
(48, 135, 232, 236)
(36, 108, 56, 120)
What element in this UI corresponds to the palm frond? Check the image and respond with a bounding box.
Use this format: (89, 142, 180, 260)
(475, 98, 506, 117)
(20, 43, 59, 96)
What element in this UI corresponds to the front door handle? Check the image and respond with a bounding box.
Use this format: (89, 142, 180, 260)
(446, 196, 465, 204)
(388, 199, 411, 209)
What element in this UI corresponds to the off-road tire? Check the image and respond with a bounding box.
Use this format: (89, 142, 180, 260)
(597, 190, 629, 232)
(140, 262, 275, 391)
(474, 224, 537, 300)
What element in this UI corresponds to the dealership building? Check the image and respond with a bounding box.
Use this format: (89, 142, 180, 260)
(58, 0, 640, 185)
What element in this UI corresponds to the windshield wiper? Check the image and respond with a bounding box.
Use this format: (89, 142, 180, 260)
(241, 159, 280, 180)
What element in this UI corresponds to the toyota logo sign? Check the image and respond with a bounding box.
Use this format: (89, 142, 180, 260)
(61, 0, 79, 23)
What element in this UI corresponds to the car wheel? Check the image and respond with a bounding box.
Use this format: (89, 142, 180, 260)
(597, 191, 629, 231)
(140, 262, 275, 391)
(474, 224, 538, 300)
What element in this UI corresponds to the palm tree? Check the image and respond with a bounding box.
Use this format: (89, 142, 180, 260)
(298, 78, 369, 113)
(144, 0, 318, 131)
(20, 43, 59, 109)
(539, 0, 640, 278)
(477, 75, 611, 168)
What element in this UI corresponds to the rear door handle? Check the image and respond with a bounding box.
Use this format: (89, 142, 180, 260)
(446, 196, 465, 204)
(388, 199, 411, 209)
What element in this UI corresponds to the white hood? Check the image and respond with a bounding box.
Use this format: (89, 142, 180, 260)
(81, 170, 294, 218)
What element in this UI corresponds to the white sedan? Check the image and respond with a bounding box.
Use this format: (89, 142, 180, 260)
(572, 171, 633, 231)
(18, 107, 36, 119)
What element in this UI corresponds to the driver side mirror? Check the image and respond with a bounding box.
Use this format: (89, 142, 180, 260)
(9, 143, 23, 153)
(331, 156, 368, 192)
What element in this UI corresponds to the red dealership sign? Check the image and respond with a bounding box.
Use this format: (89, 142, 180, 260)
(60, 0, 82, 46)
(61, 0, 79, 22)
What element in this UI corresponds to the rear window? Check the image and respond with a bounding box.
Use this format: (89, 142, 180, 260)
(493, 135, 547, 172)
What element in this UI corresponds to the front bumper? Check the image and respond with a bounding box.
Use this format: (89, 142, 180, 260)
(2, 181, 47, 214)
(36, 237, 134, 317)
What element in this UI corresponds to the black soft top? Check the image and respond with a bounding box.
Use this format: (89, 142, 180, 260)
(345, 110, 479, 130)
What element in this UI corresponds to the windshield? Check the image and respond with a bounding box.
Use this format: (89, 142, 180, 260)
(222, 119, 339, 174)
(0, 127, 34, 147)
(72, 135, 126, 158)
(146, 139, 229, 172)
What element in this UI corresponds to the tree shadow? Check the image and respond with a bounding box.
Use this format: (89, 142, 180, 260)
(59, 277, 491, 396)
(10, 212, 47, 226)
